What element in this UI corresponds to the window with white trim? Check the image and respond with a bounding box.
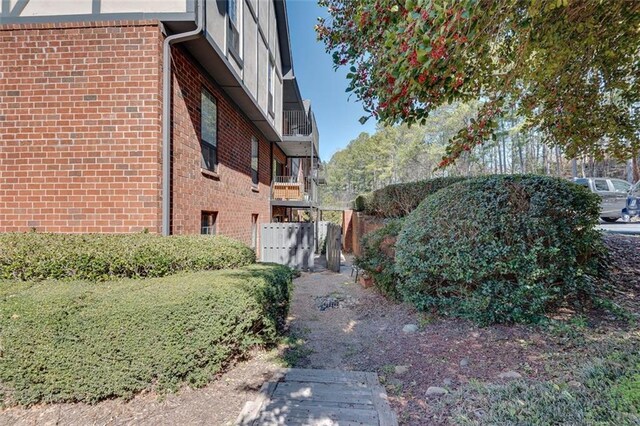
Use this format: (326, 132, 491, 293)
(201, 211, 218, 235)
(227, 0, 241, 61)
(268, 57, 275, 116)
(251, 136, 259, 185)
(200, 88, 218, 171)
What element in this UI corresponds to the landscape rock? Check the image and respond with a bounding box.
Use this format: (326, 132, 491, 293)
(394, 365, 409, 375)
(443, 378, 453, 386)
(498, 371, 522, 379)
(402, 324, 418, 333)
(459, 358, 469, 367)
(425, 386, 448, 397)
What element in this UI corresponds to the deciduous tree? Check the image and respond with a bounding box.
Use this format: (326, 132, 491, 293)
(316, 0, 640, 175)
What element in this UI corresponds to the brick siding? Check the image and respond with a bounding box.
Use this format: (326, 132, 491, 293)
(273, 144, 286, 168)
(170, 46, 272, 246)
(0, 21, 162, 233)
(0, 22, 279, 244)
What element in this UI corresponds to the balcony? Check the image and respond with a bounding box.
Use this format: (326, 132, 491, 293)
(281, 109, 319, 157)
(283, 110, 312, 136)
(271, 175, 317, 206)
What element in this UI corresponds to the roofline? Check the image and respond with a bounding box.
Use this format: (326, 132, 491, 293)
(274, 0, 293, 76)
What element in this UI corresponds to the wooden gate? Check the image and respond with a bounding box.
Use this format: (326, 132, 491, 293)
(316, 221, 330, 254)
(260, 223, 314, 270)
(326, 223, 342, 272)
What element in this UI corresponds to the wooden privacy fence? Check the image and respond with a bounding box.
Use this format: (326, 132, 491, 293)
(316, 221, 330, 254)
(326, 223, 342, 272)
(260, 223, 314, 270)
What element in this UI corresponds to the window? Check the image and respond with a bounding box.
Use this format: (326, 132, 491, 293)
(268, 58, 275, 116)
(201, 211, 218, 235)
(227, 0, 241, 60)
(573, 178, 589, 188)
(251, 214, 258, 250)
(594, 179, 609, 192)
(251, 136, 259, 185)
(611, 179, 631, 193)
(200, 88, 217, 171)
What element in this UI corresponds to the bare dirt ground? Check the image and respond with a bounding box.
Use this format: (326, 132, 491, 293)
(2, 234, 637, 426)
(287, 264, 566, 425)
(284, 234, 640, 425)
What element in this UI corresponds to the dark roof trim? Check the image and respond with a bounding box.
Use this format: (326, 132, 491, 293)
(273, 0, 293, 76)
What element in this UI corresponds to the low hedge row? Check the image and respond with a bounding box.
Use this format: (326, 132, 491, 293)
(0, 264, 292, 406)
(353, 176, 467, 218)
(395, 175, 605, 324)
(0, 233, 256, 281)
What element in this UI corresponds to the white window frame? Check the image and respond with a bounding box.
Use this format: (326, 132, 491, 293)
(227, 0, 243, 65)
(251, 136, 259, 185)
(268, 56, 275, 117)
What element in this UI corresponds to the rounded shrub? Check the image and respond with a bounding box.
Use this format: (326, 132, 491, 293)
(353, 194, 370, 212)
(355, 218, 403, 299)
(0, 233, 256, 281)
(395, 174, 606, 324)
(364, 176, 467, 218)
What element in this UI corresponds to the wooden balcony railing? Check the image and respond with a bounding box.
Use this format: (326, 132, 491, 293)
(271, 176, 316, 203)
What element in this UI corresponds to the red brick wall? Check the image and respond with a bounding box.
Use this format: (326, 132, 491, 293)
(273, 144, 286, 168)
(352, 212, 386, 257)
(0, 21, 162, 233)
(342, 209, 353, 252)
(170, 46, 272, 246)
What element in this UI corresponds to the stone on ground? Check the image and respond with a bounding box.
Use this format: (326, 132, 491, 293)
(402, 324, 418, 333)
(394, 365, 409, 375)
(498, 371, 522, 379)
(425, 386, 448, 397)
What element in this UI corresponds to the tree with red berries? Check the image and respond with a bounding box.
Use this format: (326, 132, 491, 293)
(316, 0, 640, 176)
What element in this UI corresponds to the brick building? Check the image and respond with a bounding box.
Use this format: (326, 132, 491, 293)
(0, 0, 321, 249)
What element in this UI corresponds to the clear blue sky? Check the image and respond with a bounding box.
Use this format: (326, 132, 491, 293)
(287, 0, 377, 161)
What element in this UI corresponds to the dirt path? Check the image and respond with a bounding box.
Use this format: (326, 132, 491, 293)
(286, 262, 417, 371)
(285, 260, 571, 425)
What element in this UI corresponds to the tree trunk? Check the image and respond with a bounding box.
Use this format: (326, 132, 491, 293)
(502, 137, 508, 174)
(518, 140, 525, 173)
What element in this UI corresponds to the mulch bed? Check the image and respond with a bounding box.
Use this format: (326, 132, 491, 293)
(601, 234, 640, 316)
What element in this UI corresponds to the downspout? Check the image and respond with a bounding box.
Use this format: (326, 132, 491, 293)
(161, 0, 205, 235)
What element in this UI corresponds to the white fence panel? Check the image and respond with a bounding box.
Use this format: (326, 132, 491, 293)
(260, 223, 314, 270)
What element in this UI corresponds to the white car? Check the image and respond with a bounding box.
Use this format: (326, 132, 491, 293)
(572, 177, 632, 222)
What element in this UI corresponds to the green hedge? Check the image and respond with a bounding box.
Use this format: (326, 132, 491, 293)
(355, 219, 403, 299)
(353, 194, 370, 212)
(0, 233, 256, 281)
(395, 175, 606, 324)
(360, 177, 467, 218)
(0, 264, 292, 406)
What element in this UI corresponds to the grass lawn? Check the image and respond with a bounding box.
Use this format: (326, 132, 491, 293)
(0, 264, 291, 407)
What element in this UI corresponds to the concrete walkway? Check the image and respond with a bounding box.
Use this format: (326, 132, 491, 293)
(597, 222, 640, 235)
(236, 368, 397, 426)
